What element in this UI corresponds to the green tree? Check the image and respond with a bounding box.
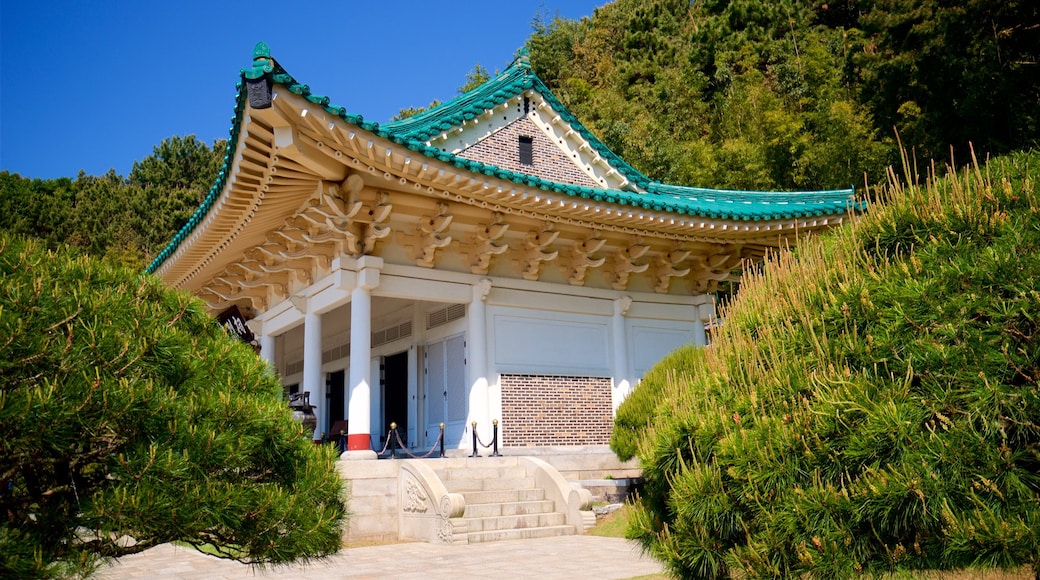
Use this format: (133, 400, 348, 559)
(0, 136, 226, 266)
(391, 64, 492, 121)
(0, 172, 78, 251)
(391, 100, 442, 121)
(526, 0, 895, 190)
(612, 150, 1040, 577)
(457, 64, 491, 94)
(527, 8, 582, 88)
(130, 135, 226, 255)
(0, 233, 345, 577)
(853, 0, 1040, 161)
(129, 135, 226, 193)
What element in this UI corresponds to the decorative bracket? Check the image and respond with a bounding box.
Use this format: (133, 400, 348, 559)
(615, 295, 633, 317)
(201, 286, 268, 313)
(521, 223, 559, 281)
(405, 203, 453, 268)
(689, 244, 743, 293)
(567, 233, 606, 286)
(469, 212, 509, 275)
(652, 248, 692, 293)
(610, 240, 650, 290)
(362, 191, 393, 254)
(307, 179, 364, 256)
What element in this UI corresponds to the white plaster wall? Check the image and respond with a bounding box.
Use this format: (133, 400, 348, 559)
(629, 321, 698, 378)
(484, 295, 707, 423)
(488, 306, 613, 377)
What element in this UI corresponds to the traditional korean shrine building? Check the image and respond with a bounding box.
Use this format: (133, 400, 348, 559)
(149, 43, 861, 458)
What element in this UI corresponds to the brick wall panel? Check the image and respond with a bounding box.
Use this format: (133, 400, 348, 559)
(500, 374, 613, 447)
(459, 117, 599, 188)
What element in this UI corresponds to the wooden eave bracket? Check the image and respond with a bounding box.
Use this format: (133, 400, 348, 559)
(610, 240, 650, 291)
(468, 212, 510, 275)
(520, 223, 560, 281)
(567, 234, 607, 286)
(403, 202, 453, 268)
(652, 248, 692, 294)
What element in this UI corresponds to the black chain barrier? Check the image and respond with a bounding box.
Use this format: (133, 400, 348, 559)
(470, 420, 502, 457)
(381, 423, 445, 459)
(376, 428, 394, 456)
(331, 428, 392, 455)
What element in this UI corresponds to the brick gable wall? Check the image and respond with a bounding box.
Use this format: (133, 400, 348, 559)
(500, 374, 613, 447)
(459, 117, 599, 188)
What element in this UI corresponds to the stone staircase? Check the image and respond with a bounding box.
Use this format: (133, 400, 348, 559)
(396, 456, 595, 545)
(434, 460, 574, 543)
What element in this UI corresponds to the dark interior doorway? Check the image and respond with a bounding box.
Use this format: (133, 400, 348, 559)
(327, 370, 345, 439)
(383, 351, 408, 446)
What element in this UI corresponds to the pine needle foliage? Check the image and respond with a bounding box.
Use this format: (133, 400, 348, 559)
(0, 234, 346, 578)
(612, 149, 1040, 578)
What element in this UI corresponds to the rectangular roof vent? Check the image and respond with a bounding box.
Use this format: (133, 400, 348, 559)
(427, 303, 466, 329)
(373, 320, 413, 348)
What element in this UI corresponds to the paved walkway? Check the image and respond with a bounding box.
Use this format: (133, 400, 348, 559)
(95, 535, 665, 579)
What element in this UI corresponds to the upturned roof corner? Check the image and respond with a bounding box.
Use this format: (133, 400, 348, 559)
(147, 43, 862, 278)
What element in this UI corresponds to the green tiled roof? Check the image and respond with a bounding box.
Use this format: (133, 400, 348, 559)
(381, 48, 652, 190)
(147, 43, 860, 274)
(645, 183, 862, 220)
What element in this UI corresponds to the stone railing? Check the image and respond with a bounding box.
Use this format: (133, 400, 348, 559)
(519, 456, 596, 532)
(398, 460, 467, 544)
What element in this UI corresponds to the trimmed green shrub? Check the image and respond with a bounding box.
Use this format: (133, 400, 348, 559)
(614, 150, 1040, 578)
(0, 234, 346, 577)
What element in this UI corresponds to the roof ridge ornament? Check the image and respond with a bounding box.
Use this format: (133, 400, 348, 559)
(515, 46, 531, 69)
(245, 41, 274, 109)
(253, 41, 271, 61)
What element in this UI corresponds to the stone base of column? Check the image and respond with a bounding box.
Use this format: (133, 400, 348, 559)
(339, 449, 378, 461)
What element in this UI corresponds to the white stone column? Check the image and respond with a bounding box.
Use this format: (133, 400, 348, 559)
(693, 302, 715, 347)
(612, 296, 633, 411)
(344, 257, 381, 459)
(259, 332, 276, 372)
(302, 308, 323, 441)
(467, 279, 492, 440)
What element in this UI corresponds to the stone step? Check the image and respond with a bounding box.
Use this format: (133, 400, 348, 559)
(423, 456, 521, 470)
(467, 524, 576, 544)
(434, 465, 529, 481)
(467, 511, 568, 532)
(463, 499, 556, 518)
(441, 476, 536, 493)
(461, 488, 545, 506)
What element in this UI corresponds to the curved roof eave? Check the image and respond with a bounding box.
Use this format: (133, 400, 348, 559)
(147, 42, 861, 275)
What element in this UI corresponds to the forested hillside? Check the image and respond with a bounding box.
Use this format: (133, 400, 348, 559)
(1, 0, 1037, 264)
(527, 0, 1039, 190)
(0, 136, 225, 269)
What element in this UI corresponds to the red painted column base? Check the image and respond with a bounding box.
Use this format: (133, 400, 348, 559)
(347, 433, 371, 451)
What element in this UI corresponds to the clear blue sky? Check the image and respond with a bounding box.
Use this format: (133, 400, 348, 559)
(1, 1, 607, 180)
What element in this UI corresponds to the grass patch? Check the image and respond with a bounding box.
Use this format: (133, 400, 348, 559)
(587, 503, 635, 538)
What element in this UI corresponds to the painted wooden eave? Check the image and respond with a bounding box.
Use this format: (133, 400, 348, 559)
(147, 42, 863, 307)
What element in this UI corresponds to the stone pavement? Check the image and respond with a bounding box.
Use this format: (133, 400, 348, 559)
(95, 535, 666, 579)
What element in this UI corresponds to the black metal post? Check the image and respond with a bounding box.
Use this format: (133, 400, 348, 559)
(470, 421, 480, 457)
(438, 423, 445, 458)
(389, 422, 398, 459)
(491, 419, 501, 457)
